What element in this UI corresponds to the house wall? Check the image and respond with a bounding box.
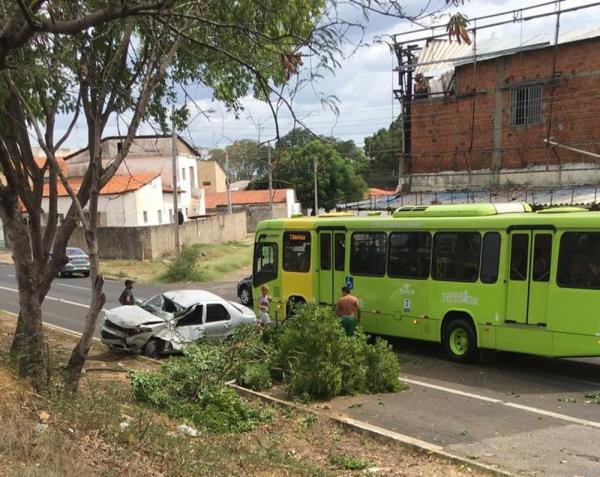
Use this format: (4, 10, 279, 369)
(409, 37, 600, 189)
(66, 137, 200, 214)
(197, 160, 226, 193)
(65, 212, 247, 260)
(42, 177, 164, 227)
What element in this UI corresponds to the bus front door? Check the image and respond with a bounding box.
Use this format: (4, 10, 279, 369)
(318, 231, 347, 307)
(506, 231, 553, 326)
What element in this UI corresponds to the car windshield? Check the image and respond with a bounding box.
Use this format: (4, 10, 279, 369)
(67, 248, 87, 257)
(140, 294, 186, 319)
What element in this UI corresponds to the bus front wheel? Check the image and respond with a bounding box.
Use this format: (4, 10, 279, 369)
(442, 318, 478, 363)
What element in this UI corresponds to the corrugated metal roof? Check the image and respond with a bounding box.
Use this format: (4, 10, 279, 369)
(414, 28, 600, 78)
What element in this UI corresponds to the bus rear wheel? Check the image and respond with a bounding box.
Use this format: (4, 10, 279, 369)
(442, 318, 478, 363)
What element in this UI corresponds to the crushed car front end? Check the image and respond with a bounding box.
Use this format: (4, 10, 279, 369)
(100, 308, 167, 352)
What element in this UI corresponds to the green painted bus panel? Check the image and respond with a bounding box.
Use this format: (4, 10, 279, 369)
(547, 287, 600, 335)
(551, 333, 600, 357)
(496, 325, 552, 355)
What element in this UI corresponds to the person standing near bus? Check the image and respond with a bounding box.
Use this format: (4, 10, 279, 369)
(336, 286, 360, 337)
(258, 285, 272, 330)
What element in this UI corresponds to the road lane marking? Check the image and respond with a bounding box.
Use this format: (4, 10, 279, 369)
(402, 376, 600, 430)
(0, 285, 106, 311)
(56, 283, 91, 291)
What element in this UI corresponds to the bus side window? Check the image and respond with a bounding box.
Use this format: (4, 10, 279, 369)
(253, 242, 278, 287)
(557, 232, 600, 289)
(480, 232, 501, 284)
(350, 232, 386, 276)
(510, 234, 529, 281)
(432, 232, 481, 282)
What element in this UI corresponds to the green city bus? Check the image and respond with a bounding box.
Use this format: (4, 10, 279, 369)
(252, 203, 600, 362)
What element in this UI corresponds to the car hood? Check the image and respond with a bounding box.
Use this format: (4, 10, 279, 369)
(104, 306, 169, 328)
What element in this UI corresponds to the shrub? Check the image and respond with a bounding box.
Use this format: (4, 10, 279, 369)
(160, 244, 206, 282)
(129, 343, 265, 433)
(271, 304, 402, 400)
(363, 337, 403, 393)
(236, 363, 272, 391)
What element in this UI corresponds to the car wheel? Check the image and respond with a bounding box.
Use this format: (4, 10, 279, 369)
(442, 317, 478, 363)
(142, 338, 164, 359)
(239, 286, 252, 306)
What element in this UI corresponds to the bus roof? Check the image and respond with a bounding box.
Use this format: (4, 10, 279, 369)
(255, 203, 600, 232)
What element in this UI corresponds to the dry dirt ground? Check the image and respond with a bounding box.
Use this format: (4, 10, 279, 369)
(0, 313, 486, 477)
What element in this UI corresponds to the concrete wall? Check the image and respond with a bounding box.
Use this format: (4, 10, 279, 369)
(409, 37, 600, 188)
(66, 212, 247, 260)
(211, 203, 288, 233)
(407, 162, 600, 192)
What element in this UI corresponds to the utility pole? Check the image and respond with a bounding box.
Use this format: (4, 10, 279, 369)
(225, 148, 233, 214)
(267, 142, 273, 218)
(171, 104, 180, 258)
(313, 156, 318, 216)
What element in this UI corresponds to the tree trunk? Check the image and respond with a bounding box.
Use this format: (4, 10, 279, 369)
(64, 273, 105, 393)
(64, 136, 105, 394)
(0, 196, 49, 391)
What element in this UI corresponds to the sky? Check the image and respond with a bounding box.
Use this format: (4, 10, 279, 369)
(61, 0, 600, 153)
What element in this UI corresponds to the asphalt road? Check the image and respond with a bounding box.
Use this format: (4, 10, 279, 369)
(2, 262, 600, 475)
(0, 263, 238, 335)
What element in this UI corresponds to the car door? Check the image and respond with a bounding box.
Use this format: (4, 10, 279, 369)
(174, 305, 205, 342)
(204, 303, 232, 340)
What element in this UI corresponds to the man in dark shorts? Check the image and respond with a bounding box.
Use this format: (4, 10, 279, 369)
(336, 286, 360, 336)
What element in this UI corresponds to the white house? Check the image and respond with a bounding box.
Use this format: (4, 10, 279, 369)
(64, 136, 205, 221)
(40, 172, 205, 227)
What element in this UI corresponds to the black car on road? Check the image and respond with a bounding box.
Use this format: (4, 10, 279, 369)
(236, 276, 253, 306)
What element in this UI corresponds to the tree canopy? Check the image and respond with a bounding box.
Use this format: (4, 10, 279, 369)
(363, 117, 404, 187)
(249, 138, 367, 211)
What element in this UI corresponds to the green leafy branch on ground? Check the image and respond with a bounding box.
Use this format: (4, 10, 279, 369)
(129, 304, 405, 433)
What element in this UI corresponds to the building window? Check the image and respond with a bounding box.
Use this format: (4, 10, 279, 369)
(143, 211, 148, 223)
(181, 167, 186, 180)
(432, 232, 481, 282)
(388, 232, 431, 279)
(203, 181, 211, 186)
(283, 231, 311, 272)
(158, 210, 162, 224)
(189, 167, 195, 188)
(350, 232, 387, 277)
(510, 84, 543, 126)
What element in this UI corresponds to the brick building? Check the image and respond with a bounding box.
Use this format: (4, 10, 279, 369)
(405, 32, 600, 190)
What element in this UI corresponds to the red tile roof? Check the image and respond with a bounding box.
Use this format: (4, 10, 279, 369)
(366, 187, 397, 198)
(205, 189, 289, 209)
(43, 172, 159, 197)
(34, 156, 68, 173)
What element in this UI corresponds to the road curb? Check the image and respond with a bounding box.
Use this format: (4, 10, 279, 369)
(230, 384, 518, 477)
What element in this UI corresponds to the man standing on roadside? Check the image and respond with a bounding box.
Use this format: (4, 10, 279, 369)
(119, 279, 136, 306)
(336, 286, 360, 337)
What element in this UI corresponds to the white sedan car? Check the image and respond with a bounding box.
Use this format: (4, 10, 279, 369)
(100, 290, 256, 357)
